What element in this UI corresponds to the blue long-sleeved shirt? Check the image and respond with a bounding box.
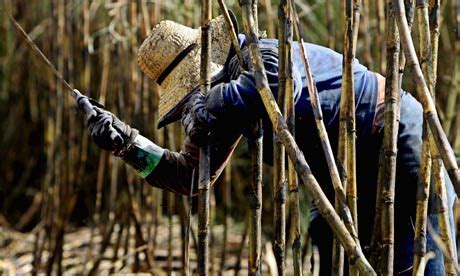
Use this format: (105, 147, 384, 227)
(206, 35, 379, 165)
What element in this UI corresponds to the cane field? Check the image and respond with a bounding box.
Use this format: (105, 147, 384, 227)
(0, 0, 459, 275)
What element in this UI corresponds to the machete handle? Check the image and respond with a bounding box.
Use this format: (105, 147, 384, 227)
(72, 89, 105, 116)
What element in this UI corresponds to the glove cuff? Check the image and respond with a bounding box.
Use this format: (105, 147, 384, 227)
(117, 134, 166, 178)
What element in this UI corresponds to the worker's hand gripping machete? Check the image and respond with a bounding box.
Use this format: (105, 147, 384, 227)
(72, 89, 104, 116)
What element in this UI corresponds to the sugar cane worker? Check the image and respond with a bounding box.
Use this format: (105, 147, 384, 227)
(80, 15, 457, 275)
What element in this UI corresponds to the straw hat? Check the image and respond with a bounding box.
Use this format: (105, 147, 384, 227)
(138, 15, 235, 125)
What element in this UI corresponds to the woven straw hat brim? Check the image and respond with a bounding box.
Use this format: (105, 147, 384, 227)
(138, 15, 233, 122)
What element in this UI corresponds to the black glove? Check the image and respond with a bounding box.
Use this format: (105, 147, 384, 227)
(181, 92, 217, 146)
(87, 107, 138, 153)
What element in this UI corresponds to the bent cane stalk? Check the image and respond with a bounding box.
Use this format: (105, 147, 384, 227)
(393, 0, 460, 195)
(238, 1, 376, 274)
(197, 0, 212, 274)
(290, 2, 361, 275)
(217, 0, 245, 70)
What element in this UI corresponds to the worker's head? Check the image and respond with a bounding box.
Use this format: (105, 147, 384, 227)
(138, 14, 237, 127)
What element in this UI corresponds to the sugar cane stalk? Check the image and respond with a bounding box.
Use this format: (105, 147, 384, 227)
(361, 0, 374, 68)
(197, 0, 212, 274)
(413, 124, 432, 275)
(253, 0, 258, 33)
(238, 1, 376, 274)
(375, 1, 401, 274)
(411, 4, 434, 273)
(393, 0, 460, 195)
(325, 0, 335, 49)
(246, 2, 264, 275)
(337, 0, 359, 274)
(217, 0, 246, 70)
(281, 1, 302, 274)
(274, 0, 288, 273)
(377, 0, 386, 73)
(249, 121, 263, 275)
(412, 2, 434, 274)
(371, 0, 415, 269)
(428, 0, 440, 78)
(290, 1, 361, 274)
(263, 0, 276, 37)
(399, 0, 415, 86)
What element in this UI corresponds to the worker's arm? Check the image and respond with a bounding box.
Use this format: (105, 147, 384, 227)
(83, 105, 241, 196)
(84, 47, 300, 195)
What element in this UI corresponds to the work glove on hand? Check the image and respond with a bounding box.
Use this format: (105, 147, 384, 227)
(86, 107, 139, 154)
(181, 92, 217, 146)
